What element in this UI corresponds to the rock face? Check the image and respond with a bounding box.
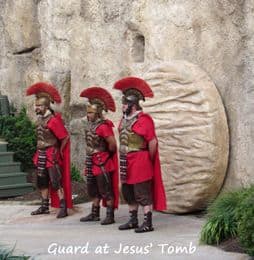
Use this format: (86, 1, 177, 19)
(0, 0, 41, 109)
(0, 0, 254, 208)
(143, 61, 229, 213)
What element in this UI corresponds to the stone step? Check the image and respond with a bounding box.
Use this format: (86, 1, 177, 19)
(0, 183, 34, 198)
(0, 172, 28, 186)
(0, 162, 21, 174)
(0, 141, 8, 152)
(0, 152, 14, 163)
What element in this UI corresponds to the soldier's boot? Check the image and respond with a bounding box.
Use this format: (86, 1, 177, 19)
(56, 199, 68, 218)
(31, 198, 50, 215)
(135, 211, 154, 233)
(80, 204, 100, 222)
(118, 210, 138, 230)
(101, 207, 115, 225)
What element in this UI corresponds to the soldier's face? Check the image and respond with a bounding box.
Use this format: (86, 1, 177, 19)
(87, 111, 97, 122)
(34, 101, 47, 115)
(122, 103, 128, 113)
(122, 96, 128, 113)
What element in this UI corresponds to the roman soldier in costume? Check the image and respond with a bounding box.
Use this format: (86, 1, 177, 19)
(113, 77, 166, 233)
(79, 86, 119, 225)
(26, 82, 72, 218)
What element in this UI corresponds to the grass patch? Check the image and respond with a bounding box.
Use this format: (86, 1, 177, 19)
(200, 185, 254, 256)
(0, 244, 30, 259)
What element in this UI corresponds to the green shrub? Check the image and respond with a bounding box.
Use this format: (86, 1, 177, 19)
(0, 107, 36, 171)
(236, 186, 254, 256)
(71, 163, 82, 182)
(200, 190, 242, 245)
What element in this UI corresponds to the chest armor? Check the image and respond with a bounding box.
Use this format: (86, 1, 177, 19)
(36, 114, 58, 149)
(85, 120, 107, 155)
(119, 115, 146, 154)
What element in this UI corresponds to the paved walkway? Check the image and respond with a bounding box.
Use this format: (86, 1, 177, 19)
(0, 203, 251, 260)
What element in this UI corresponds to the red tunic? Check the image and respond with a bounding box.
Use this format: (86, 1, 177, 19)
(33, 113, 73, 209)
(91, 121, 115, 176)
(119, 112, 167, 211)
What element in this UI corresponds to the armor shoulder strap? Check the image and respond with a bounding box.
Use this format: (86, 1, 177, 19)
(45, 113, 55, 123)
(121, 114, 139, 131)
(93, 119, 106, 131)
(86, 119, 105, 134)
(36, 113, 54, 128)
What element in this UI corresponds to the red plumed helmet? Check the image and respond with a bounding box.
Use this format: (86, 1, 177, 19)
(80, 86, 116, 112)
(26, 82, 61, 103)
(113, 77, 154, 98)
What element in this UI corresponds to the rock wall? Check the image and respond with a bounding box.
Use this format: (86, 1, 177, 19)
(0, 0, 254, 195)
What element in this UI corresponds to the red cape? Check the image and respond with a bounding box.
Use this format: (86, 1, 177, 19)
(152, 144, 167, 211)
(50, 113, 72, 208)
(138, 113, 166, 211)
(50, 140, 73, 209)
(99, 120, 119, 209)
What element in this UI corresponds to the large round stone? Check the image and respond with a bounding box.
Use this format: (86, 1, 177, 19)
(143, 60, 229, 213)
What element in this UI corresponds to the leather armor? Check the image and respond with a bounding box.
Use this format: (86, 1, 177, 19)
(36, 114, 58, 149)
(85, 119, 107, 155)
(119, 115, 146, 154)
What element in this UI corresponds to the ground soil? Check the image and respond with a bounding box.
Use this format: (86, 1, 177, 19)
(218, 238, 246, 254)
